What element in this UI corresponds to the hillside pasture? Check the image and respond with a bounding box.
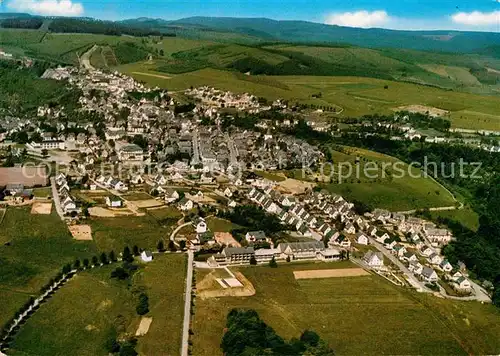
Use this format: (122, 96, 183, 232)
(117, 64, 500, 130)
(9, 266, 138, 356)
(306, 146, 456, 211)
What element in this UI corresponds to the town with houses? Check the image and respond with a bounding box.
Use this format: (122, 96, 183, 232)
(0, 64, 490, 305)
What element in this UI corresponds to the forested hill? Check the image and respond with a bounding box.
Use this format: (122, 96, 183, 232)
(2, 12, 500, 54)
(167, 17, 500, 53)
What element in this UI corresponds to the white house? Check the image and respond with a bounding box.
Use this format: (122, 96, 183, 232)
(375, 232, 390, 243)
(392, 244, 407, 257)
(421, 266, 438, 282)
(141, 250, 153, 262)
(428, 253, 443, 265)
(224, 187, 234, 198)
(439, 260, 453, 272)
(356, 232, 369, 245)
(344, 223, 356, 234)
(402, 252, 418, 262)
(193, 217, 208, 234)
(408, 261, 423, 275)
(164, 189, 180, 203)
(178, 198, 194, 211)
(363, 251, 384, 268)
(453, 276, 471, 292)
(105, 196, 122, 208)
(336, 235, 351, 248)
(245, 231, 269, 244)
(154, 174, 168, 185)
(420, 246, 434, 257)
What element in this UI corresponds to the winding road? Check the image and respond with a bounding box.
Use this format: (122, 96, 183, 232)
(80, 45, 98, 70)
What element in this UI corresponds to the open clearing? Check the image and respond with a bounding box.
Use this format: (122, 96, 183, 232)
(277, 178, 315, 194)
(318, 146, 456, 211)
(293, 268, 369, 279)
(395, 104, 449, 117)
(131, 71, 172, 79)
(30, 202, 52, 215)
(9, 265, 139, 356)
(69, 224, 93, 241)
(88, 214, 172, 251)
(127, 199, 164, 209)
(135, 317, 153, 336)
(197, 269, 255, 299)
(192, 260, 500, 356)
(89, 206, 135, 217)
(133, 253, 186, 355)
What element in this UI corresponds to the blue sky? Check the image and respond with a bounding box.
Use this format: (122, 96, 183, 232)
(1, 0, 500, 31)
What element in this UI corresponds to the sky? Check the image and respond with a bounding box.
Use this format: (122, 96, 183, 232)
(1, 0, 500, 31)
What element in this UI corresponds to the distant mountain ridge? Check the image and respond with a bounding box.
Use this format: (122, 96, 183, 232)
(164, 17, 500, 53)
(2, 12, 500, 54)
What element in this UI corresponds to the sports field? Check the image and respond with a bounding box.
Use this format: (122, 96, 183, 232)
(191, 261, 500, 356)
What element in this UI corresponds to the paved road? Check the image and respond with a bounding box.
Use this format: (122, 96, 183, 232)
(50, 177, 65, 220)
(181, 250, 194, 356)
(368, 237, 430, 292)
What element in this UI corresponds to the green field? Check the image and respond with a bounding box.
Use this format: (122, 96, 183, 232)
(0, 207, 96, 327)
(429, 206, 480, 231)
(297, 146, 456, 211)
(9, 265, 138, 356)
(133, 253, 187, 355)
(206, 217, 242, 232)
(192, 262, 500, 356)
(117, 64, 500, 130)
(8, 253, 186, 356)
(88, 214, 171, 252)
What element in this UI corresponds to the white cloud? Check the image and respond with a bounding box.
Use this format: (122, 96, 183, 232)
(325, 10, 390, 28)
(7, 0, 84, 16)
(451, 10, 500, 26)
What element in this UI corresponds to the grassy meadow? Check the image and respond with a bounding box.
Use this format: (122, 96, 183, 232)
(9, 265, 138, 356)
(293, 146, 456, 211)
(133, 253, 187, 355)
(8, 253, 187, 356)
(118, 64, 500, 130)
(192, 261, 500, 356)
(0, 207, 96, 326)
(88, 214, 171, 252)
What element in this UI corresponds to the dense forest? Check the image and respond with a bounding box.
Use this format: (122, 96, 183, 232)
(221, 309, 335, 355)
(0, 18, 43, 29)
(0, 60, 80, 115)
(48, 18, 174, 37)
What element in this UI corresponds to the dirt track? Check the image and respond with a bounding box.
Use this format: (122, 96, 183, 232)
(293, 268, 369, 279)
